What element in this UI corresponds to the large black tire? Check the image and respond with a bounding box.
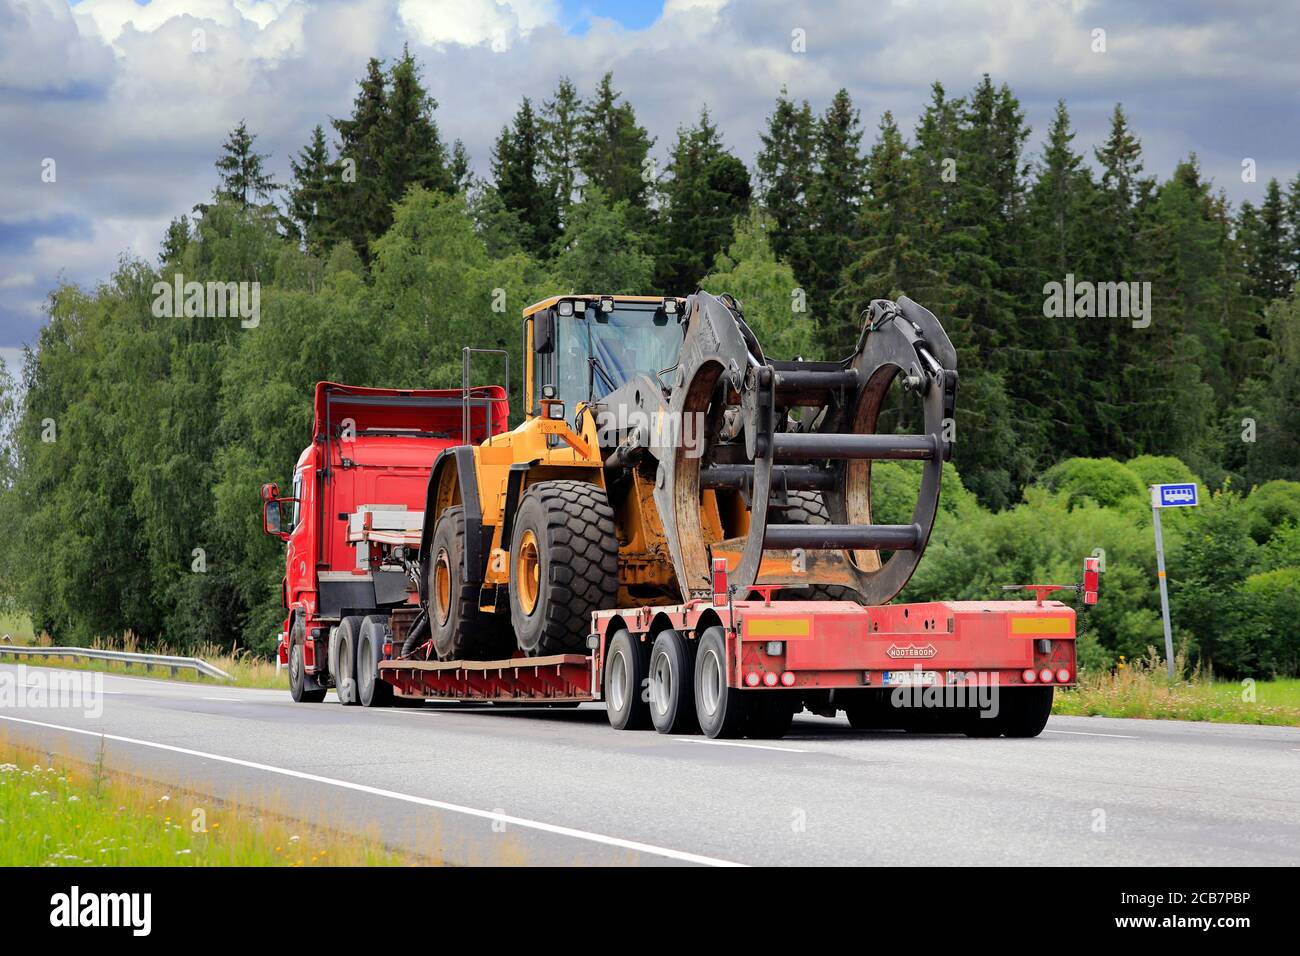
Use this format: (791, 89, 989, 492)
(766, 490, 867, 603)
(745, 692, 796, 739)
(694, 626, 750, 739)
(604, 629, 650, 730)
(288, 615, 326, 703)
(357, 615, 394, 708)
(428, 506, 514, 660)
(842, 689, 897, 730)
(998, 687, 1054, 738)
(333, 615, 365, 705)
(649, 629, 698, 735)
(508, 481, 619, 656)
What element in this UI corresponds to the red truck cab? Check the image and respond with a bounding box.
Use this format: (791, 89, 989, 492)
(262, 382, 507, 698)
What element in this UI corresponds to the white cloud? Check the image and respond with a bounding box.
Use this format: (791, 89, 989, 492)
(3, 0, 1299, 352)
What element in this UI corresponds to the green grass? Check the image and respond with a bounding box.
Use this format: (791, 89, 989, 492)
(0, 612, 35, 645)
(0, 737, 405, 866)
(1054, 663, 1300, 726)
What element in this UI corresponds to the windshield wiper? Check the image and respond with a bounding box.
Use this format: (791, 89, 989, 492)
(588, 355, 618, 399)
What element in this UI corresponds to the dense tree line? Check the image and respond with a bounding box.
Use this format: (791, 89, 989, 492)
(0, 54, 1297, 677)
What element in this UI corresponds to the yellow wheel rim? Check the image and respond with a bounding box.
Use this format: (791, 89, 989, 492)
(518, 529, 541, 616)
(434, 550, 452, 626)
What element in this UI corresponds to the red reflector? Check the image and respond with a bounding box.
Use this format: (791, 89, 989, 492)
(1022, 668, 1037, 683)
(763, 672, 779, 687)
(1039, 668, 1054, 684)
(780, 671, 796, 687)
(712, 557, 729, 607)
(1056, 668, 1071, 683)
(745, 672, 760, 687)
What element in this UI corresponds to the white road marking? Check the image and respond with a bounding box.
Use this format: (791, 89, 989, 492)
(200, 697, 242, 702)
(1045, 729, 1139, 739)
(0, 714, 744, 868)
(676, 738, 809, 754)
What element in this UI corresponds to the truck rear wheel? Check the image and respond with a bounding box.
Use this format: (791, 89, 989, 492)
(429, 506, 513, 660)
(694, 626, 749, 738)
(509, 481, 619, 656)
(333, 615, 365, 705)
(649, 629, 698, 735)
(288, 616, 326, 703)
(998, 687, 1054, 738)
(604, 629, 650, 730)
(357, 615, 393, 708)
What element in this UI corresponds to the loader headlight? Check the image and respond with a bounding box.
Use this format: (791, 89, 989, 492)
(599, 295, 615, 314)
(662, 297, 679, 316)
(546, 401, 566, 421)
(557, 299, 575, 317)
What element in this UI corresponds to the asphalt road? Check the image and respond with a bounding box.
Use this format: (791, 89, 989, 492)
(2, 662, 1298, 866)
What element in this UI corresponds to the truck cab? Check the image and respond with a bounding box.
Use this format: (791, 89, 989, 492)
(262, 381, 508, 700)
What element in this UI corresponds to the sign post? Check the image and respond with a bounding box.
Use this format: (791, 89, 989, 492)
(1149, 483, 1199, 679)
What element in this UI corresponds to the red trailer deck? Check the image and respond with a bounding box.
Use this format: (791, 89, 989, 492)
(377, 569, 1085, 739)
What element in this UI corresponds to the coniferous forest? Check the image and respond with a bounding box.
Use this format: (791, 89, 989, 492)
(2, 53, 1297, 677)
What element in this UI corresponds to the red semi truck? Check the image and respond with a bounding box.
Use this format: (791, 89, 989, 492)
(262, 380, 1094, 739)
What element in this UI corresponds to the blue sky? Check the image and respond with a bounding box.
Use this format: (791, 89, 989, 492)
(3, 0, 1299, 378)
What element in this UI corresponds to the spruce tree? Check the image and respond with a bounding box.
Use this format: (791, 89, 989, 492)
(491, 97, 559, 256)
(213, 120, 281, 208)
(576, 72, 654, 210)
(288, 125, 336, 255)
(756, 87, 815, 276)
(656, 107, 751, 292)
(540, 77, 583, 224)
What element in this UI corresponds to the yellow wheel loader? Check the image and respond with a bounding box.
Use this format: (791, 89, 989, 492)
(416, 291, 958, 660)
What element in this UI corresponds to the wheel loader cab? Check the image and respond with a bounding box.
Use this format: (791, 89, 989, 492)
(526, 295, 684, 422)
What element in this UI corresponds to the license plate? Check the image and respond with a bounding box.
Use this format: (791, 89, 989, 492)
(883, 670, 937, 687)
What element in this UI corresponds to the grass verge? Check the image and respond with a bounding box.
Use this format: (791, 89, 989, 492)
(2, 632, 285, 690)
(1055, 650, 1300, 726)
(0, 735, 405, 865)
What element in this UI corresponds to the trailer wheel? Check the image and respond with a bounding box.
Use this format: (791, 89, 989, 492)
(694, 627, 749, 738)
(649, 629, 698, 735)
(604, 629, 650, 730)
(429, 506, 514, 660)
(288, 616, 326, 703)
(998, 687, 1054, 738)
(357, 616, 393, 708)
(745, 692, 795, 739)
(333, 615, 365, 706)
(508, 481, 619, 656)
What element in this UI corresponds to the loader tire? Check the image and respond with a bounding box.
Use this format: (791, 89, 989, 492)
(766, 490, 867, 604)
(429, 506, 514, 661)
(509, 481, 619, 656)
(357, 615, 393, 707)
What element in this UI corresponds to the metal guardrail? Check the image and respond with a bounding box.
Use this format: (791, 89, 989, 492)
(0, 645, 233, 681)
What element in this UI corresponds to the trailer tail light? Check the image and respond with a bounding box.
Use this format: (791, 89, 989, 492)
(781, 671, 796, 687)
(712, 557, 729, 607)
(745, 672, 761, 687)
(1039, 668, 1054, 684)
(1083, 556, 1100, 606)
(1056, 668, 1071, 684)
(763, 672, 779, 687)
(1022, 668, 1037, 683)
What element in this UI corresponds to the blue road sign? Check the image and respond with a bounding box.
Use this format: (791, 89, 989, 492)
(1151, 483, 1199, 508)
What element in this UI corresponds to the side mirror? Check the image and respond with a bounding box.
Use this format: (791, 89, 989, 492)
(260, 482, 279, 502)
(263, 499, 286, 539)
(534, 308, 555, 354)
